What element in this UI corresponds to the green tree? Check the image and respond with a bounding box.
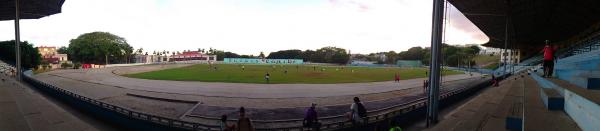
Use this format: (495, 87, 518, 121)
(57, 46, 68, 54)
(239, 55, 253, 58)
(67, 32, 133, 64)
(398, 47, 424, 60)
(267, 49, 303, 59)
(0, 40, 41, 69)
(315, 46, 350, 64)
(384, 51, 398, 64)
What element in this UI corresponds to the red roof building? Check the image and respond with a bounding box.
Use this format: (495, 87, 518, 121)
(171, 51, 217, 61)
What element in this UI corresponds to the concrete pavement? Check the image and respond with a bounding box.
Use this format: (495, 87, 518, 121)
(425, 75, 580, 131)
(0, 74, 99, 131)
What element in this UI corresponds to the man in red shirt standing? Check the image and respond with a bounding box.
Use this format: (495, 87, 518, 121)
(542, 40, 557, 77)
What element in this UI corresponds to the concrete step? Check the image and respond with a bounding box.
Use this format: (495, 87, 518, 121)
(523, 77, 581, 131)
(540, 88, 564, 110)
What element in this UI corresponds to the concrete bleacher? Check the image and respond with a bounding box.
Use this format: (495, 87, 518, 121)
(426, 74, 581, 131)
(0, 61, 15, 76)
(518, 37, 600, 131)
(532, 70, 600, 131)
(555, 48, 600, 90)
(545, 78, 600, 131)
(0, 60, 100, 131)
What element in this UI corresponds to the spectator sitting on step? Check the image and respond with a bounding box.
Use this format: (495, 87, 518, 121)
(219, 115, 235, 131)
(303, 103, 321, 130)
(237, 107, 255, 131)
(348, 97, 367, 125)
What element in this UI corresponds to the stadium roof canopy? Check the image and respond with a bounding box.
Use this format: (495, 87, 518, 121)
(0, 0, 65, 21)
(448, 0, 600, 49)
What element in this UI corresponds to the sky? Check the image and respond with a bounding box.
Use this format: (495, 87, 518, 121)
(0, 0, 488, 55)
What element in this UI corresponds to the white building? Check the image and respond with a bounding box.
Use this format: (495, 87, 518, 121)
(500, 49, 521, 65)
(479, 47, 503, 55)
(134, 55, 167, 63)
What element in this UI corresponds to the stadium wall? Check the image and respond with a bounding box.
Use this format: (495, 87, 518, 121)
(223, 58, 303, 64)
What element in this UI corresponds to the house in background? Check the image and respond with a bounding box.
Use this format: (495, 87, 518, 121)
(37, 46, 69, 69)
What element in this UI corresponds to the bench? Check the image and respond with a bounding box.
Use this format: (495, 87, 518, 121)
(540, 88, 564, 110)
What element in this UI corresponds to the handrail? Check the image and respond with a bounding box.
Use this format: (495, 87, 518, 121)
(21, 73, 487, 131)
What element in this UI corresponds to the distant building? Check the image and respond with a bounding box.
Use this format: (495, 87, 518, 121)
(134, 54, 161, 63)
(37, 46, 68, 64)
(171, 51, 217, 62)
(133, 51, 217, 64)
(500, 49, 521, 65)
(350, 60, 375, 65)
(479, 47, 502, 55)
(396, 60, 422, 68)
(374, 53, 386, 62)
(224, 58, 303, 64)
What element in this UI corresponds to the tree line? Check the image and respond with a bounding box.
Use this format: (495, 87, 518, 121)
(56, 31, 480, 66)
(0, 40, 41, 69)
(352, 44, 481, 67)
(265, 47, 351, 64)
(59, 32, 134, 65)
(197, 46, 351, 64)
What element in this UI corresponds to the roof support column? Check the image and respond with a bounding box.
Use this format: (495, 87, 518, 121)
(426, 0, 445, 127)
(14, 0, 21, 81)
(503, 14, 509, 77)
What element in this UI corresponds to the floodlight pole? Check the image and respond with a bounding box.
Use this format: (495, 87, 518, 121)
(14, 0, 22, 81)
(426, 0, 444, 127)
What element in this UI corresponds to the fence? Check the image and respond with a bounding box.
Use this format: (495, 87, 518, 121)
(21, 72, 492, 131)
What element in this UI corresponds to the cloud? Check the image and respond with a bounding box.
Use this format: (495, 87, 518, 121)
(0, 0, 488, 55)
(444, 3, 489, 44)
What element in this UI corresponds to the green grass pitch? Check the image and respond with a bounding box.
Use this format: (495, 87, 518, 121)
(124, 64, 463, 84)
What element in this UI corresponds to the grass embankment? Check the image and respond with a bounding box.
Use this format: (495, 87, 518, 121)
(473, 54, 500, 70)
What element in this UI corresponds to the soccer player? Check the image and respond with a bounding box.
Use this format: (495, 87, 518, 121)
(265, 73, 270, 84)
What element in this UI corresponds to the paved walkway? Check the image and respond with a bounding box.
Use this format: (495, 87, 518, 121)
(0, 74, 99, 131)
(29, 64, 484, 127)
(425, 75, 580, 131)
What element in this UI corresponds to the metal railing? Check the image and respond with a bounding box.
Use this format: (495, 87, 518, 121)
(559, 32, 600, 59)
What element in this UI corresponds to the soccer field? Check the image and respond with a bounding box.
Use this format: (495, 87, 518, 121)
(124, 64, 463, 84)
